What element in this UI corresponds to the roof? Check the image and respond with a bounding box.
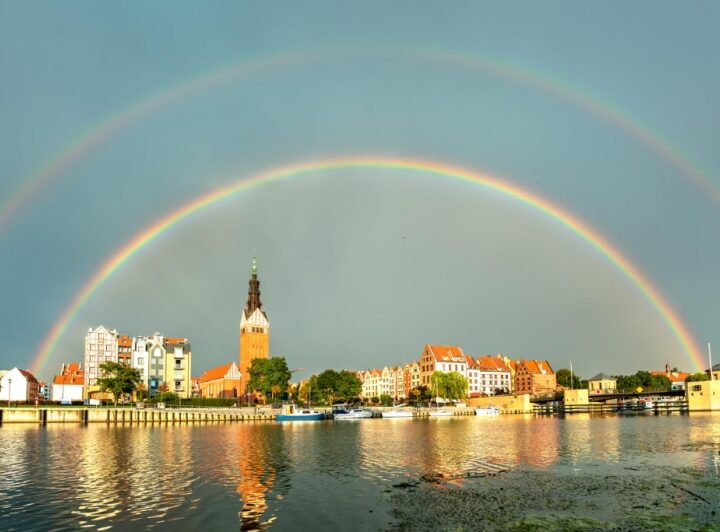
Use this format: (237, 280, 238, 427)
(18, 369, 39, 383)
(426, 345, 466, 363)
(650, 370, 691, 383)
(518, 360, 554, 375)
(118, 335, 132, 348)
(199, 362, 240, 383)
(53, 363, 85, 385)
(476, 356, 511, 373)
(589, 373, 614, 381)
(465, 355, 480, 369)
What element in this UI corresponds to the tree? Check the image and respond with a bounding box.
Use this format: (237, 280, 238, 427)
(686, 372, 709, 383)
(246, 357, 292, 402)
(379, 394, 392, 406)
(313, 369, 362, 403)
(430, 371, 468, 402)
(271, 384, 282, 402)
(97, 362, 141, 406)
(556, 368, 584, 389)
(135, 382, 148, 401)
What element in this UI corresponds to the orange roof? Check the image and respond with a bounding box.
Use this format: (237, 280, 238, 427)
(650, 370, 691, 383)
(118, 335, 132, 348)
(518, 360, 554, 375)
(53, 363, 85, 385)
(426, 344, 466, 363)
(476, 356, 511, 373)
(164, 337, 187, 345)
(199, 362, 239, 383)
(465, 355, 480, 369)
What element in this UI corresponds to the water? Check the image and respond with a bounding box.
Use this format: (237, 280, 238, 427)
(1, 413, 720, 530)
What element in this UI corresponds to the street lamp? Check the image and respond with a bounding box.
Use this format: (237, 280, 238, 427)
(8, 378, 12, 407)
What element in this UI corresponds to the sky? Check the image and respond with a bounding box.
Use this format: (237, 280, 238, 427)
(1, 1, 719, 383)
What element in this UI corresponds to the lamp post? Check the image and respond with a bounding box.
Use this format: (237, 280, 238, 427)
(8, 378, 12, 407)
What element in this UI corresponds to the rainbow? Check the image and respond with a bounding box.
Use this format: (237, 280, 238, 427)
(30, 157, 705, 377)
(2, 47, 718, 237)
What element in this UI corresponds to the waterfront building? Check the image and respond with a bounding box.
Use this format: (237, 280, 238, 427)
(359, 368, 382, 400)
(38, 381, 50, 400)
(118, 335, 132, 365)
(199, 362, 242, 398)
(650, 365, 691, 391)
(0, 367, 40, 403)
(130, 333, 192, 399)
(419, 344, 468, 388)
(164, 337, 192, 399)
(191, 377, 201, 397)
(239, 257, 270, 394)
(402, 362, 421, 398)
(588, 373, 617, 395)
(473, 356, 512, 396)
(687, 379, 720, 411)
(51, 363, 85, 402)
(83, 325, 121, 398)
(514, 360, 556, 396)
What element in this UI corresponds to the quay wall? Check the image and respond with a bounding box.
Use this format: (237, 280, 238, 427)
(0, 407, 275, 425)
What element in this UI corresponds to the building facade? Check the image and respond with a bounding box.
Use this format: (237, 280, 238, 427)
(84, 325, 120, 392)
(0, 367, 40, 402)
(239, 257, 270, 394)
(419, 344, 468, 388)
(588, 373, 617, 395)
(199, 362, 242, 398)
(51, 363, 85, 402)
(514, 360, 556, 396)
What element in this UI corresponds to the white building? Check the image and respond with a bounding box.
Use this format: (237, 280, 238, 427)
(474, 355, 512, 396)
(0, 367, 40, 402)
(84, 325, 120, 389)
(51, 363, 85, 402)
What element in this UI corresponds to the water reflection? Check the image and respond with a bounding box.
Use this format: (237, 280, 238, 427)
(1, 413, 720, 529)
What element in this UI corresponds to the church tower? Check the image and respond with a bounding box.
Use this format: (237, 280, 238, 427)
(239, 256, 270, 393)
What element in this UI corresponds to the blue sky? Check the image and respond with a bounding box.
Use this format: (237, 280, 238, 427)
(1, 1, 719, 381)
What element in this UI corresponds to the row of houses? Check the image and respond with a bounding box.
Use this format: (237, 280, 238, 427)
(357, 344, 556, 401)
(84, 325, 192, 399)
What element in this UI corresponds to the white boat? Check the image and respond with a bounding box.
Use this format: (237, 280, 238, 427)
(381, 407, 414, 418)
(428, 409, 453, 417)
(475, 406, 500, 417)
(332, 406, 374, 420)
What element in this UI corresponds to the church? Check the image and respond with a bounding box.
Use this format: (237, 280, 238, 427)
(239, 257, 270, 393)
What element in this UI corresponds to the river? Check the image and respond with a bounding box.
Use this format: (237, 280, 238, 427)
(1, 412, 719, 530)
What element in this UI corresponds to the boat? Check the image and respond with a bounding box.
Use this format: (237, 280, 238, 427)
(474, 406, 500, 417)
(638, 399, 654, 410)
(332, 405, 374, 420)
(428, 409, 453, 417)
(381, 404, 414, 418)
(275, 404, 325, 421)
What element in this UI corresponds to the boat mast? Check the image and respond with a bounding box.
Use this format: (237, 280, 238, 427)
(709, 342, 714, 381)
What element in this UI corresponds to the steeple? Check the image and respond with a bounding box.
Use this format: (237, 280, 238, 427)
(245, 256, 263, 315)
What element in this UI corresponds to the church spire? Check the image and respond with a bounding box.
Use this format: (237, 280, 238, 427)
(245, 256, 262, 314)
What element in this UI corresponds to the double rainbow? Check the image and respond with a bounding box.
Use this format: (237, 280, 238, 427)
(30, 157, 705, 376)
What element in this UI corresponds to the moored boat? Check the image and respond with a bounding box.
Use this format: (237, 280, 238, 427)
(474, 406, 500, 417)
(276, 404, 325, 421)
(381, 405, 414, 418)
(332, 406, 374, 420)
(428, 409, 453, 417)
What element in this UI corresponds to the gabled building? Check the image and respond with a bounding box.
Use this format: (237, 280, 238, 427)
(239, 257, 270, 394)
(403, 362, 421, 398)
(650, 366, 691, 391)
(419, 344, 468, 388)
(0, 367, 40, 403)
(199, 362, 242, 399)
(84, 325, 120, 391)
(588, 373, 617, 395)
(475, 356, 512, 396)
(51, 363, 85, 402)
(514, 359, 556, 396)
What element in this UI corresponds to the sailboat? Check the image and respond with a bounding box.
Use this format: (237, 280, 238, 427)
(428, 374, 453, 417)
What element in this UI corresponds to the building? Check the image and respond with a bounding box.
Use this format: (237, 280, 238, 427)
(239, 257, 270, 394)
(650, 366, 691, 391)
(199, 362, 242, 398)
(419, 344, 468, 388)
(163, 337, 192, 399)
(402, 362, 421, 398)
(711, 363, 720, 381)
(0, 367, 40, 403)
(358, 368, 382, 400)
(588, 373, 617, 395)
(473, 356, 512, 396)
(129, 333, 192, 399)
(51, 363, 85, 402)
(514, 359, 556, 396)
(84, 325, 120, 394)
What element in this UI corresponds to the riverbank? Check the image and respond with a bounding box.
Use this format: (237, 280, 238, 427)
(388, 465, 720, 530)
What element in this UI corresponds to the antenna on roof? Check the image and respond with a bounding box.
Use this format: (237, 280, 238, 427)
(570, 361, 574, 390)
(709, 342, 714, 381)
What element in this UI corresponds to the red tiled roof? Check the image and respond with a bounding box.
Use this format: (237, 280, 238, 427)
(426, 345, 466, 363)
(52, 363, 85, 385)
(199, 363, 239, 383)
(650, 371, 691, 384)
(19, 369, 39, 383)
(118, 335, 132, 348)
(164, 337, 187, 345)
(518, 360, 554, 375)
(476, 356, 511, 373)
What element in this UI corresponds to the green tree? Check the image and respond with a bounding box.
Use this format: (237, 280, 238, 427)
(313, 369, 362, 403)
(430, 371, 468, 402)
(246, 357, 292, 402)
(556, 368, 583, 389)
(97, 361, 141, 406)
(685, 372, 709, 383)
(379, 394, 392, 406)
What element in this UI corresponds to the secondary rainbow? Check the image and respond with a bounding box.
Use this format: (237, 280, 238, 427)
(30, 156, 704, 376)
(3, 47, 718, 237)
